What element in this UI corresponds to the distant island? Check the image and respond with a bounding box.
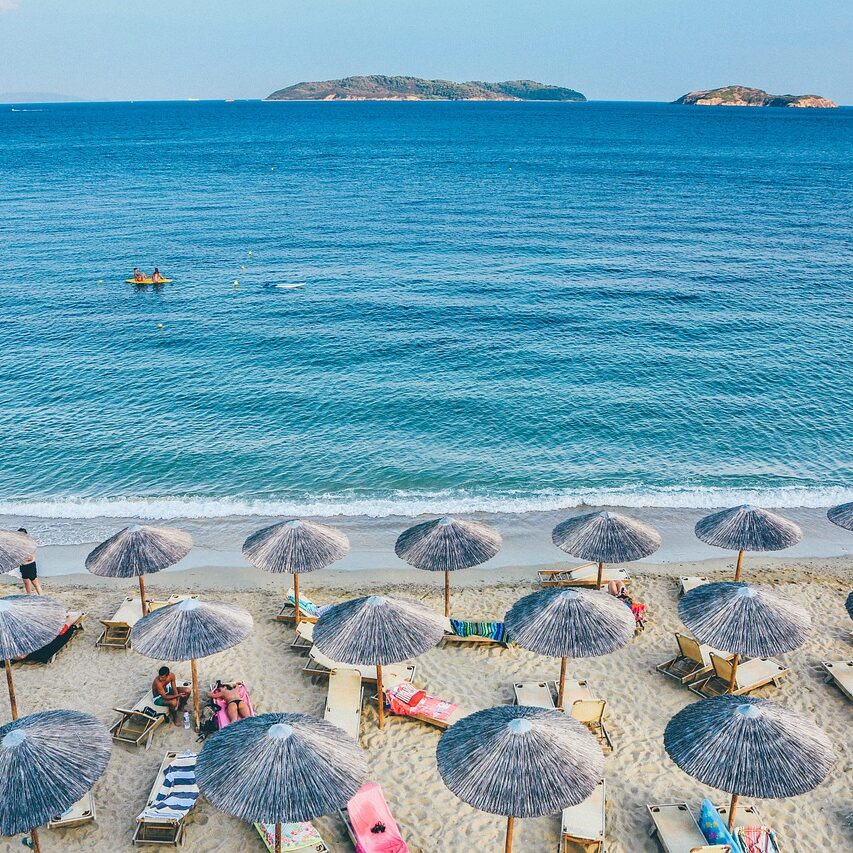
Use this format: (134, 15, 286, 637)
(674, 85, 836, 108)
(266, 75, 586, 102)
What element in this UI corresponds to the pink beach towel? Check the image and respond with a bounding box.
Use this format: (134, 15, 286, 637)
(347, 782, 409, 853)
(213, 683, 255, 729)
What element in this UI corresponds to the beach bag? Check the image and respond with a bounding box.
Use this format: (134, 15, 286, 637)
(196, 703, 218, 740)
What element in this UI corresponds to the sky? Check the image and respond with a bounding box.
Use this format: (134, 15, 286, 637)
(1, 0, 851, 103)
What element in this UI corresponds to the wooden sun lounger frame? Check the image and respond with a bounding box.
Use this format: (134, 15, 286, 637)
(689, 653, 789, 698)
(111, 681, 192, 749)
(254, 822, 330, 853)
(559, 778, 605, 853)
(96, 595, 143, 649)
(291, 621, 315, 653)
(48, 791, 96, 829)
(656, 633, 733, 685)
(374, 686, 469, 730)
(821, 660, 853, 702)
(538, 564, 629, 588)
(277, 603, 319, 624)
(132, 751, 195, 846)
(647, 802, 731, 853)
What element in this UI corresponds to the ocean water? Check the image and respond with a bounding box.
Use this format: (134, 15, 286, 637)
(1, 100, 851, 522)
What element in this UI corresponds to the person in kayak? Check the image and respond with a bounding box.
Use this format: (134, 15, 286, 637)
(133, 267, 145, 282)
(151, 267, 164, 283)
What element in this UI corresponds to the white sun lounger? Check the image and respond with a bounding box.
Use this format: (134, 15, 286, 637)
(539, 564, 629, 588)
(111, 681, 192, 749)
(656, 633, 733, 685)
(291, 620, 314, 652)
(132, 751, 198, 846)
(512, 679, 595, 710)
(325, 668, 363, 741)
(304, 646, 416, 685)
(822, 660, 853, 702)
(690, 653, 789, 697)
(48, 792, 96, 829)
(97, 596, 144, 649)
(678, 577, 708, 596)
(647, 802, 731, 853)
(560, 778, 604, 852)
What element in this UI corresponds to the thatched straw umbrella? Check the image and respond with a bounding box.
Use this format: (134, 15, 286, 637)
(664, 695, 834, 831)
(504, 588, 634, 709)
(552, 511, 661, 588)
(436, 705, 603, 853)
(242, 519, 349, 625)
(679, 581, 810, 693)
(395, 516, 502, 617)
(86, 524, 192, 616)
(0, 530, 36, 574)
(197, 712, 366, 853)
(0, 595, 66, 719)
(130, 598, 252, 729)
(313, 595, 445, 729)
(827, 501, 853, 532)
(846, 591, 853, 622)
(0, 709, 111, 852)
(694, 505, 801, 581)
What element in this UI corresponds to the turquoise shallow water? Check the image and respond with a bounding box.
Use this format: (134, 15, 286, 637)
(0, 100, 851, 520)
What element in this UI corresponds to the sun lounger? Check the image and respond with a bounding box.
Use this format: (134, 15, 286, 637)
(714, 804, 779, 852)
(132, 751, 198, 846)
(325, 669, 363, 740)
(291, 620, 315, 652)
(276, 589, 326, 624)
(48, 792, 96, 829)
(383, 681, 468, 730)
(821, 660, 853, 702)
(690, 653, 789, 698)
(441, 617, 508, 646)
(571, 699, 613, 753)
(678, 577, 708, 596)
(254, 821, 330, 852)
(539, 564, 629, 588)
(97, 595, 144, 649)
(303, 647, 416, 685)
(647, 803, 731, 853)
(560, 778, 604, 853)
(512, 679, 595, 710)
(656, 634, 734, 685)
(111, 681, 192, 748)
(2, 612, 85, 666)
(341, 781, 410, 853)
(211, 681, 255, 729)
(147, 594, 198, 612)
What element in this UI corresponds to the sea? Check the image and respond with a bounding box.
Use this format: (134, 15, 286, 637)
(1, 100, 851, 546)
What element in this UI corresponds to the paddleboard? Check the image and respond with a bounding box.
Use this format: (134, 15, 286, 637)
(126, 278, 172, 284)
(273, 282, 305, 290)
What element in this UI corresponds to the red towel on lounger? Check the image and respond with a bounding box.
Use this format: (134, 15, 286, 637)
(347, 782, 409, 853)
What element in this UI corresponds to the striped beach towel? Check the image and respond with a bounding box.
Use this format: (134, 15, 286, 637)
(738, 826, 779, 853)
(449, 619, 506, 642)
(138, 752, 198, 823)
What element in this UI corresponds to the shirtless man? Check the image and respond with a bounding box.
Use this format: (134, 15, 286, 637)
(133, 267, 145, 282)
(152, 666, 190, 723)
(209, 681, 250, 723)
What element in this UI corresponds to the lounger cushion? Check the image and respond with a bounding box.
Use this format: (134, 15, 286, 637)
(699, 799, 740, 850)
(738, 826, 779, 852)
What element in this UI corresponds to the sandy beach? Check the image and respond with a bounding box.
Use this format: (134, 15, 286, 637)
(1, 548, 850, 852)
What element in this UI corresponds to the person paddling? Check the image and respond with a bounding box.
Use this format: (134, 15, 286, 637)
(133, 267, 145, 282)
(151, 267, 164, 283)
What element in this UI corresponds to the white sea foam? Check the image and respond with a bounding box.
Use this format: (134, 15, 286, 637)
(1, 485, 850, 522)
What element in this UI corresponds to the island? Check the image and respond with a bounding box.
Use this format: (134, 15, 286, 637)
(266, 75, 586, 102)
(674, 85, 836, 108)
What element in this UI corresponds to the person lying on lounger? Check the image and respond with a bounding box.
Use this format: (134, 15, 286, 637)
(208, 681, 250, 722)
(153, 666, 191, 723)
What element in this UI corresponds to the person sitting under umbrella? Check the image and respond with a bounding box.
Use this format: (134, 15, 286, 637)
(153, 666, 191, 723)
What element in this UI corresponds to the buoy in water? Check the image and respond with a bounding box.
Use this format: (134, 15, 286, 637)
(157, 323, 164, 330)
(233, 280, 239, 288)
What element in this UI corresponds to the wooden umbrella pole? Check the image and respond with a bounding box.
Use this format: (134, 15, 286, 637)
(596, 561, 604, 588)
(29, 827, 41, 853)
(728, 653, 740, 694)
(293, 573, 301, 625)
(504, 815, 514, 853)
(376, 662, 384, 729)
(191, 658, 200, 729)
(734, 549, 745, 582)
(139, 575, 148, 616)
(444, 570, 450, 618)
(557, 657, 568, 710)
(5, 658, 18, 720)
(275, 821, 282, 853)
(727, 793, 740, 831)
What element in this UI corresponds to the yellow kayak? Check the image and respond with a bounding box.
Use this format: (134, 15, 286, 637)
(126, 278, 172, 284)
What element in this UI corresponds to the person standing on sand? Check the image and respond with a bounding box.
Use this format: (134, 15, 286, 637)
(17, 528, 43, 595)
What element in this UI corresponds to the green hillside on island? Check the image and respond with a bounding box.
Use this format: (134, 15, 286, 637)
(674, 85, 836, 108)
(266, 75, 586, 102)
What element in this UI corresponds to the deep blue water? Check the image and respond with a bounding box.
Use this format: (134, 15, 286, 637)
(0, 100, 851, 519)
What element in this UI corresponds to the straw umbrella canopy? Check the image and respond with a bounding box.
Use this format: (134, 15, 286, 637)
(313, 595, 445, 729)
(0, 530, 36, 574)
(436, 704, 603, 853)
(679, 581, 810, 693)
(846, 591, 853, 622)
(664, 695, 834, 831)
(694, 504, 802, 581)
(827, 501, 853, 532)
(242, 519, 349, 624)
(130, 598, 252, 729)
(552, 511, 661, 588)
(0, 709, 111, 852)
(85, 524, 192, 615)
(196, 711, 366, 853)
(395, 516, 502, 617)
(0, 595, 66, 719)
(504, 588, 634, 709)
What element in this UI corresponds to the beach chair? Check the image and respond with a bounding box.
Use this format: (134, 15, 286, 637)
(538, 564, 629, 589)
(441, 616, 509, 647)
(254, 821, 329, 852)
(48, 792, 96, 829)
(512, 679, 595, 710)
(291, 620, 314, 652)
(147, 594, 198, 612)
(132, 751, 198, 846)
(571, 699, 613, 752)
(111, 681, 192, 748)
(303, 646, 417, 685)
(647, 803, 731, 853)
(678, 577, 708, 596)
(341, 782, 411, 853)
(821, 660, 853, 702)
(277, 589, 323, 624)
(690, 653, 789, 698)
(211, 681, 255, 728)
(2, 612, 86, 666)
(383, 681, 469, 730)
(559, 778, 604, 853)
(324, 668, 363, 741)
(656, 634, 733, 685)
(96, 595, 143, 649)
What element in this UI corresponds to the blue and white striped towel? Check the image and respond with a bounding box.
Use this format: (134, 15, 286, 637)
(138, 752, 198, 823)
